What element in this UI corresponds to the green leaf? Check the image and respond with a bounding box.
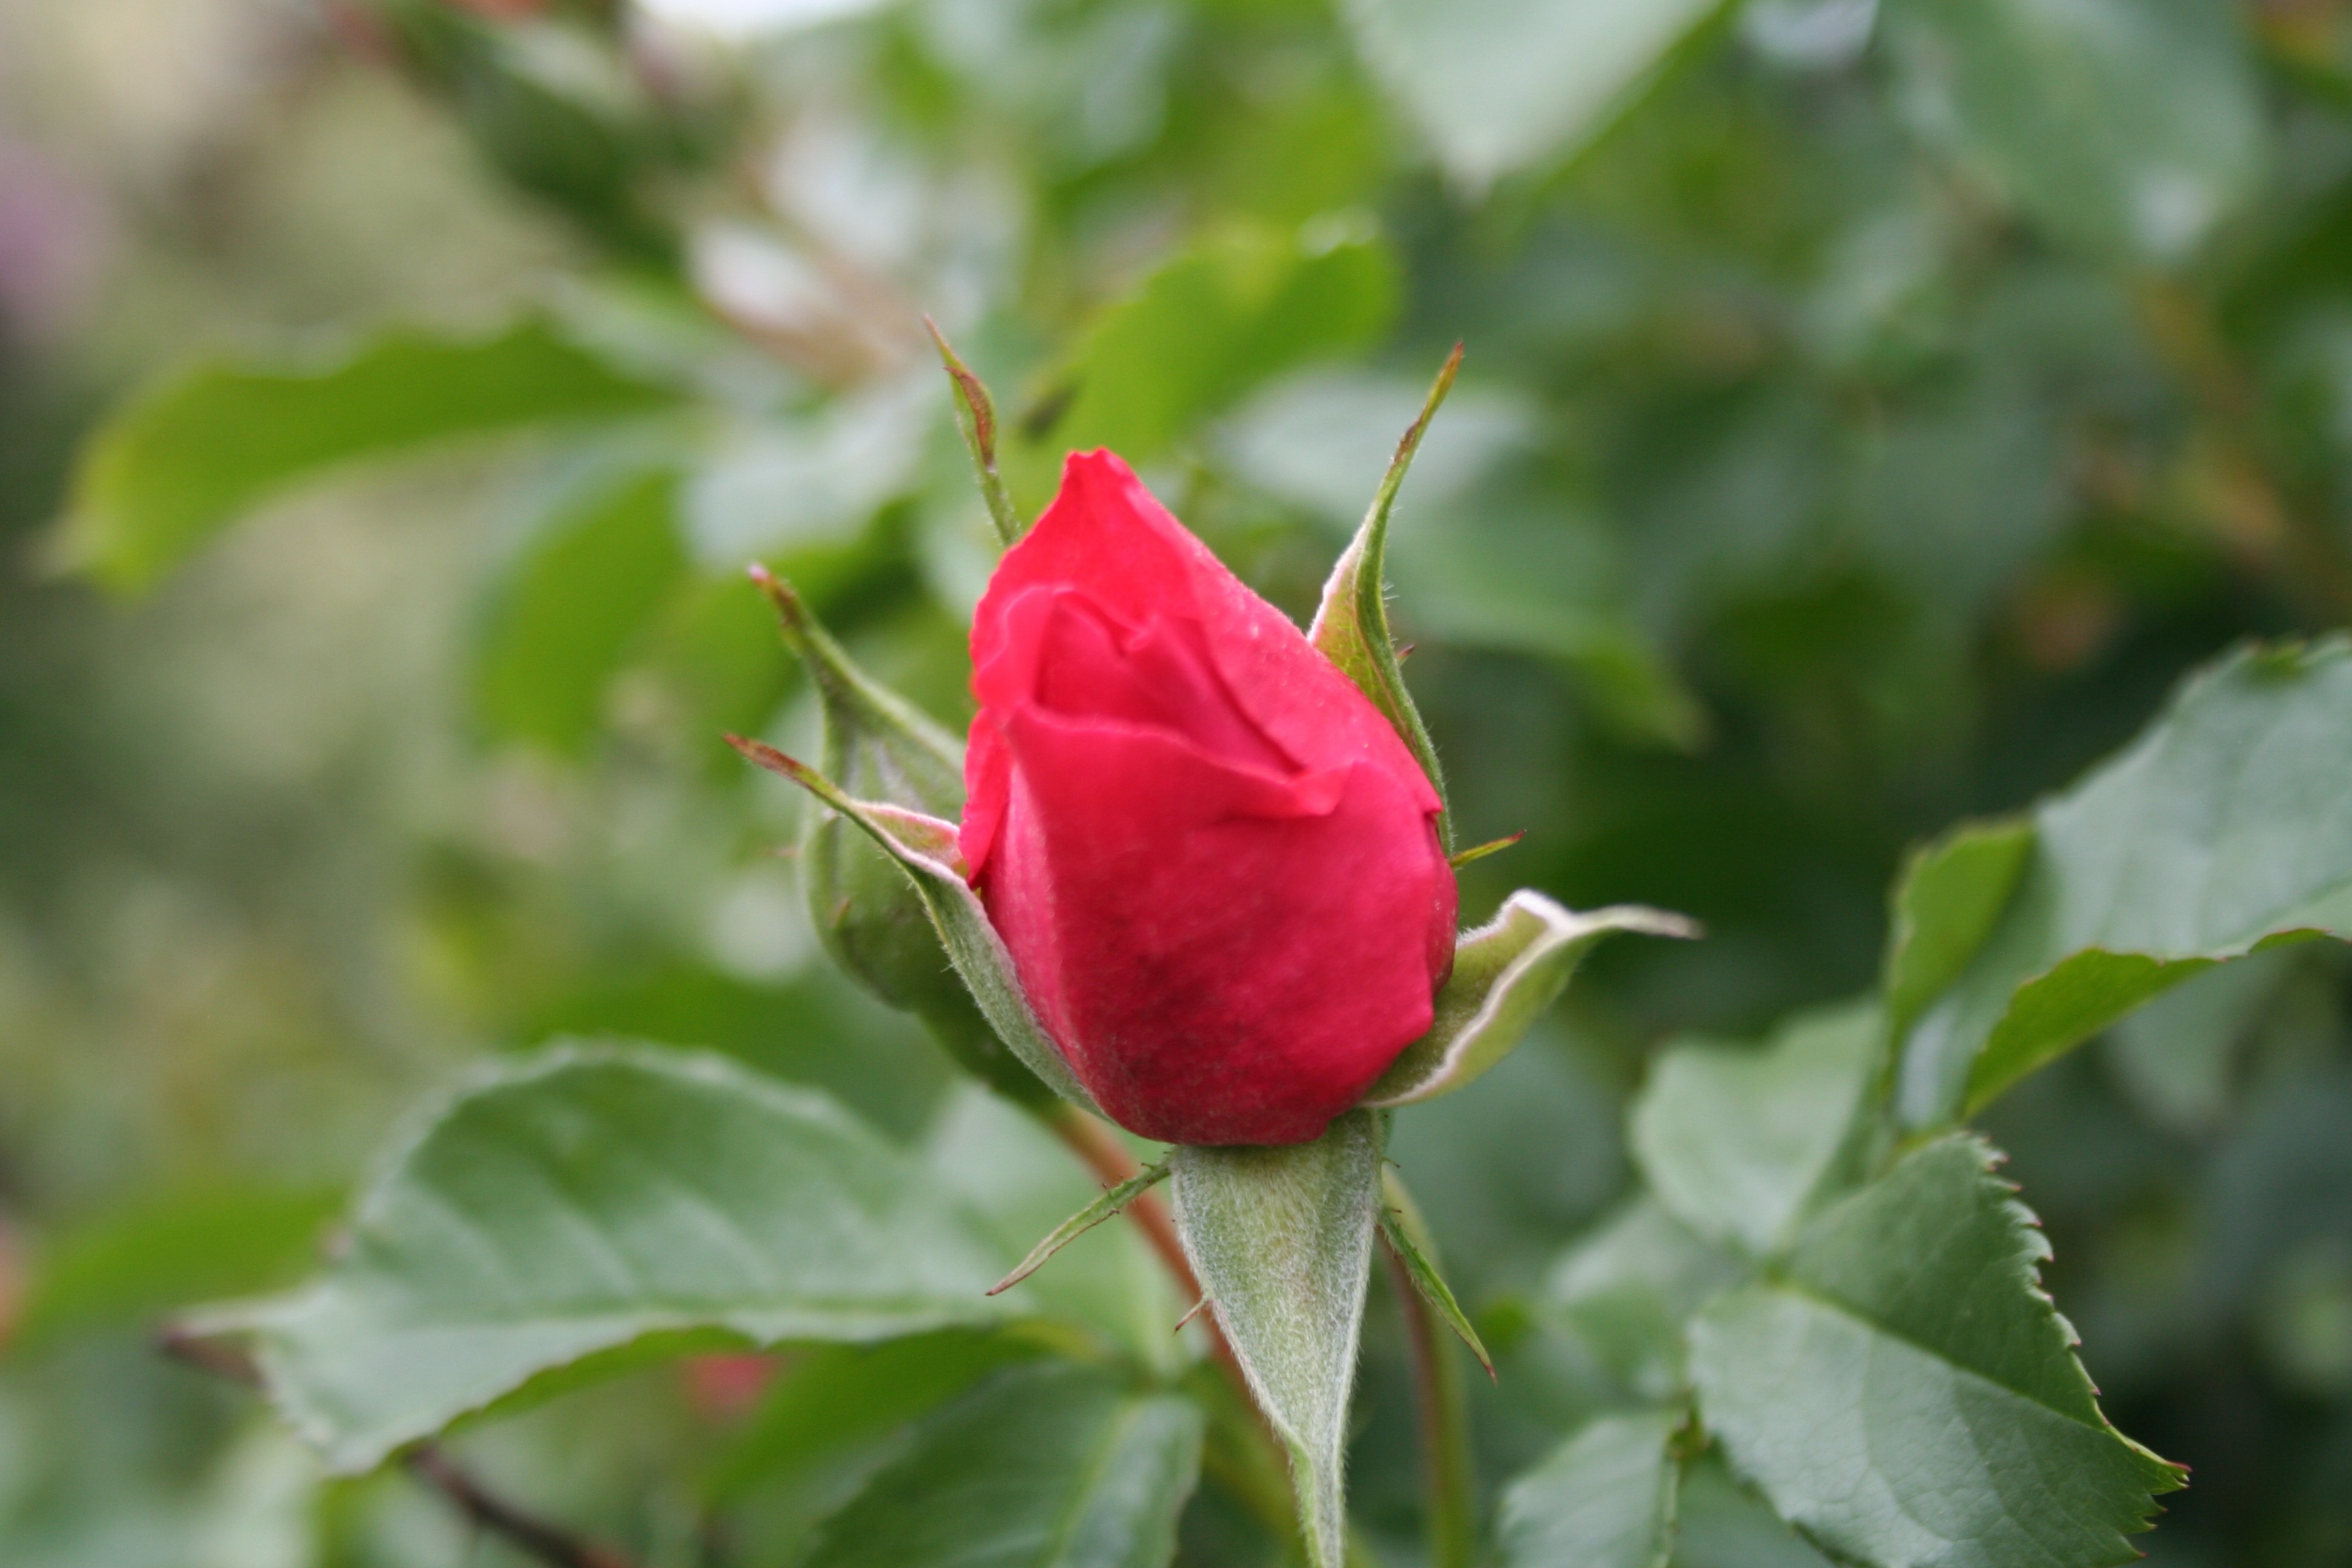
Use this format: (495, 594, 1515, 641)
(1305, 344, 1460, 837)
(1498, 1408, 1682, 1568)
(1342, 0, 1725, 189)
(991, 1162, 1171, 1297)
(1168, 1111, 1384, 1568)
(1895, 638, 2352, 1125)
(1882, 819, 2038, 1051)
(60, 319, 677, 593)
(724, 740, 1096, 1111)
(11, 1185, 340, 1351)
(197, 1043, 1013, 1473)
(1541, 1198, 1743, 1403)
(1043, 220, 1399, 466)
(1629, 1002, 1878, 1256)
(474, 466, 687, 753)
(1885, 0, 2266, 263)
(1688, 1137, 2183, 1568)
(1668, 1452, 1834, 1568)
(1365, 893, 1697, 1107)
(800, 1361, 1204, 1568)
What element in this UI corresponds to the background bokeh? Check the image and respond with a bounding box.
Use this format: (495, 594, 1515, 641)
(3, 0, 2350, 1563)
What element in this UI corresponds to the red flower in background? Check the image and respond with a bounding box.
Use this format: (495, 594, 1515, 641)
(962, 450, 1456, 1145)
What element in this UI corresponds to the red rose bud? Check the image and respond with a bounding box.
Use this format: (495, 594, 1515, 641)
(962, 451, 1458, 1145)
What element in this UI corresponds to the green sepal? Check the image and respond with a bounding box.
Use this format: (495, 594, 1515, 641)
(988, 1160, 1171, 1296)
(1377, 1167, 1492, 1377)
(1169, 1112, 1385, 1568)
(1365, 892, 1697, 1107)
(925, 316, 1021, 549)
(749, 570, 1051, 1107)
(725, 736, 1094, 1112)
(1307, 344, 1461, 849)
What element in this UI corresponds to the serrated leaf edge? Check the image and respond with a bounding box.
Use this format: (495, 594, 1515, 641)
(1701, 1134, 2186, 1511)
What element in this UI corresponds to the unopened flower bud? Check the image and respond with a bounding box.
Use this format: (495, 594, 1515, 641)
(959, 452, 1458, 1144)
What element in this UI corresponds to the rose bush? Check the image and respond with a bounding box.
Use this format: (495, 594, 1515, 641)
(961, 449, 1457, 1145)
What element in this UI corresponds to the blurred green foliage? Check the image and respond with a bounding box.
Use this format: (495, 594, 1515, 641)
(3, 0, 2352, 1563)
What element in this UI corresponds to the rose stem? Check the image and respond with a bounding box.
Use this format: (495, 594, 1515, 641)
(1383, 1219, 1477, 1568)
(159, 1329, 642, 1568)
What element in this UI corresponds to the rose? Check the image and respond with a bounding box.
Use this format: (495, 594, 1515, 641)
(961, 450, 1458, 1145)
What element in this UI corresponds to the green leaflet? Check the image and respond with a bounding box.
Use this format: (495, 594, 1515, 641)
(1895, 637, 2352, 1125)
(191, 1044, 1013, 1473)
(1366, 892, 1696, 1106)
(1630, 1002, 1878, 1256)
(1341, 0, 1726, 191)
(1497, 1408, 1682, 1568)
(1689, 1136, 2183, 1568)
(1168, 1113, 1384, 1568)
(800, 1362, 1204, 1568)
(725, 739, 1095, 1111)
(1307, 345, 1459, 847)
(59, 318, 678, 593)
